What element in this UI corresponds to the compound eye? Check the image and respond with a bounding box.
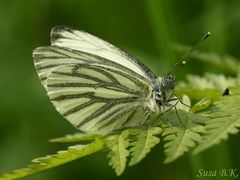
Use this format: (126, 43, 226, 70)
(161, 75, 176, 90)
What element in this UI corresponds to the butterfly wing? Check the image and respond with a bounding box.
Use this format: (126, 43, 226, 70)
(33, 46, 153, 89)
(51, 26, 157, 81)
(45, 63, 152, 134)
(33, 27, 158, 134)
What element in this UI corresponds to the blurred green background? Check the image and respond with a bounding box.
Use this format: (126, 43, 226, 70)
(0, 0, 240, 179)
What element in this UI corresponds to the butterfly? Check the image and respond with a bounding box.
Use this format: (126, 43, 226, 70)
(33, 26, 179, 135)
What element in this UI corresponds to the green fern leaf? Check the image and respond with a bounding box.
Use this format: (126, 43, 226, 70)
(176, 87, 219, 101)
(162, 96, 207, 163)
(0, 138, 104, 180)
(184, 73, 238, 91)
(128, 127, 162, 166)
(49, 133, 98, 143)
(193, 88, 240, 154)
(106, 130, 130, 176)
(176, 73, 239, 100)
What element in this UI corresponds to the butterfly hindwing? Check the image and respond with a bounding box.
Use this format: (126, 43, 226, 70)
(46, 64, 151, 134)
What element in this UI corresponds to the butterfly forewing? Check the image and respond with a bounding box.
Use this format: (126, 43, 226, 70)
(51, 26, 157, 81)
(46, 64, 151, 134)
(33, 45, 153, 89)
(34, 46, 108, 87)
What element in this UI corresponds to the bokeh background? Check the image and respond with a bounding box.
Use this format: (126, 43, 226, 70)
(0, 0, 240, 180)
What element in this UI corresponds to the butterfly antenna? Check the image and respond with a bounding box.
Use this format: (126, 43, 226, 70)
(167, 32, 211, 75)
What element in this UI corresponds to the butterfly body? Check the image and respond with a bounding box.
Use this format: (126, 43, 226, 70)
(33, 26, 177, 134)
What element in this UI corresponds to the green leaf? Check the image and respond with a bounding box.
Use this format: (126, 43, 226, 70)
(184, 73, 238, 90)
(49, 133, 98, 143)
(193, 89, 240, 154)
(129, 127, 162, 166)
(162, 96, 207, 163)
(0, 138, 104, 180)
(176, 73, 239, 100)
(106, 130, 130, 176)
(175, 87, 220, 101)
(230, 86, 240, 95)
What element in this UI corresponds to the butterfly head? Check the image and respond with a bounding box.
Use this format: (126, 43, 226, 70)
(157, 75, 176, 105)
(160, 75, 175, 92)
(147, 75, 176, 114)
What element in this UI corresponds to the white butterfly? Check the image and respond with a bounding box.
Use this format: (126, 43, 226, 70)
(33, 26, 177, 134)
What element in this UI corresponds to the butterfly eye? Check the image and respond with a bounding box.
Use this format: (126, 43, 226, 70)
(161, 75, 175, 90)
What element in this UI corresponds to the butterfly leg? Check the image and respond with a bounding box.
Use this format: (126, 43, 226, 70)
(162, 106, 172, 127)
(153, 105, 175, 127)
(133, 111, 150, 128)
(173, 105, 186, 128)
(170, 94, 190, 108)
(167, 99, 187, 128)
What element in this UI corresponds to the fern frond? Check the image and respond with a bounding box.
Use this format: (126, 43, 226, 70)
(106, 130, 130, 176)
(162, 96, 207, 163)
(128, 127, 162, 166)
(183, 73, 238, 91)
(0, 138, 104, 180)
(49, 133, 98, 143)
(175, 87, 219, 101)
(193, 89, 240, 154)
(176, 73, 239, 100)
